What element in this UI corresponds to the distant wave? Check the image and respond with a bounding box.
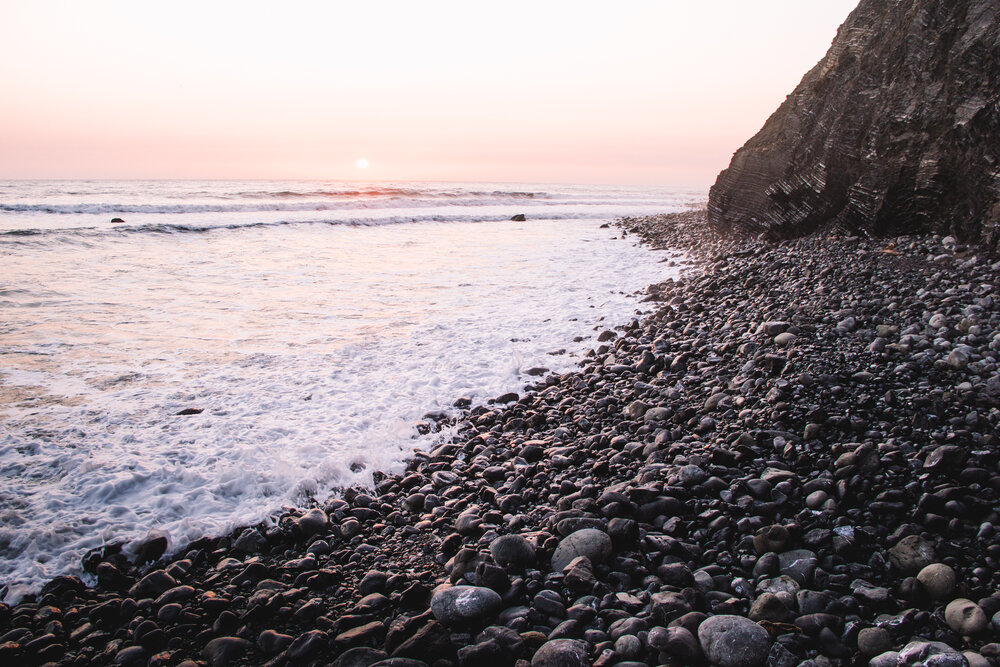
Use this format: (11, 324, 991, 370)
(237, 187, 542, 200)
(0, 211, 620, 240)
(0, 196, 565, 216)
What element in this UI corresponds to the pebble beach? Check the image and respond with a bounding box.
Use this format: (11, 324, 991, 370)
(3, 210, 1000, 666)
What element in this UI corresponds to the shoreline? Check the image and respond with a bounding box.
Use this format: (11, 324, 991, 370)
(3, 210, 999, 666)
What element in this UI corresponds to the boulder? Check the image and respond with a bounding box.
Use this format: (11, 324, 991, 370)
(697, 615, 771, 667)
(430, 586, 502, 625)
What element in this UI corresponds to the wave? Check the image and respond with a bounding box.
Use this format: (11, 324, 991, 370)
(0, 211, 626, 240)
(0, 196, 559, 216)
(237, 187, 542, 200)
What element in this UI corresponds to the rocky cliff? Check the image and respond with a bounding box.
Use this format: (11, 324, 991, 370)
(708, 0, 1000, 249)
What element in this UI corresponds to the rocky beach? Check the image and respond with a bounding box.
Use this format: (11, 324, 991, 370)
(2, 209, 999, 666)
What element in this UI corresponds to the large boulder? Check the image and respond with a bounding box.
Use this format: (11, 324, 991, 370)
(708, 0, 1000, 250)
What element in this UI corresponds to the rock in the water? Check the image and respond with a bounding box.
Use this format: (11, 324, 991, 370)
(510, 214, 526, 222)
(707, 0, 1000, 251)
(530, 638, 588, 667)
(430, 586, 502, 625)
(697, 615, 771, 667)
(550, 528, 613, 572)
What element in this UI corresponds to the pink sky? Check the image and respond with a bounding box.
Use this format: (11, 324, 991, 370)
(0, 1, 858, 186)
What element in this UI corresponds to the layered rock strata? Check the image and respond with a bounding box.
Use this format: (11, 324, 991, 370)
(708, 0, 1000, 250)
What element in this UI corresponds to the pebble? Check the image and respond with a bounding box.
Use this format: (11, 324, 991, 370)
(549, 529, 613, 572)
(857, 627, 893, 656)
(888, 535, 936, 575)
(944, 599, 989, 635)
(916, 563, 957, 600)
(530, 639, 589, 667)
(697, 615, 771, 667)
(430, 586, 502, 625)
(201, 637, 251, 666)
(489, 535, 536, 568)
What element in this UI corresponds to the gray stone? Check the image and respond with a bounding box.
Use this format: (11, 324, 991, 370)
(944, 599, 989, 636)
(644, 407, 671, 422)
(774, 332, 796, 347)
(869, 652, 900, 667)
(963, 652, 991, 667)
(916, 563, 957, 600)
(202, 637, 252, 666)
(857, 627, 893, 657)
(697, 615, 771, 667)
(530, 639, 588, 667)
(888, 535, 936, 574)
(430, 586, 502, 625)
(489, 534, 535, 568)
(777, 549, 817, 585)
(550, 528, 613, 572)
(897, 640, 968, 666)
(297, 508, 329, 535)
(747, 593, 788, 622)
(329, 647, 389, 667)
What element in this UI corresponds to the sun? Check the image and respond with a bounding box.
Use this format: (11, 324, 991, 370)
(355, 158, 370, 169)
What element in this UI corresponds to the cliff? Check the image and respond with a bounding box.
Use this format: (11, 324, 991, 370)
(707, 0, 1000, 250)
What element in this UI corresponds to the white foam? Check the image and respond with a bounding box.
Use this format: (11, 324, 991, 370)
(0, 183, 698, 602)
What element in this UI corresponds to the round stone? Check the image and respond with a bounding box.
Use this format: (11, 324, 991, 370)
(530, 639, 588, 667)
(888, 535, 935, 574)
(697, 615, 771, 667)
(489, 534, 536, 568)
(916, 563, 957, 600)
(430, 585, 502, 625)
(857, 627, 893, 656)
(944, 599, 988, 636)
(202, 637, 251, 666)
(296, 508, 328, 535)
(550, 529, 613, 572)
(774, 332, 796, 347)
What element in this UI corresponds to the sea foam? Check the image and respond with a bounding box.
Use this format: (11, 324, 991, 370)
(0, 181, 698, 601)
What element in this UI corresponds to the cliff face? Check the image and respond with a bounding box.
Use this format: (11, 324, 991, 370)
(708, 0, 1000, 249)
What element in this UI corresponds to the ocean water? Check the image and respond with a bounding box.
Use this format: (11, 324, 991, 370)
(0, 180, 702, 601)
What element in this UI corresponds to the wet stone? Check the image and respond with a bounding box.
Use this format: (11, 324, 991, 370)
(530, 638, 589, 667)
(550, 529, 613, 571)
(697, 615, 771, 667)
(430, 586, 502, 625)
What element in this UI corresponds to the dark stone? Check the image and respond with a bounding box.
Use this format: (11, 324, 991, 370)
(708, 0, 1000, 251)
(510, 214, 527, 221)
(330, 647, 389, 667)
(202, 637, 252, 666)
(134, 535, 168, 564)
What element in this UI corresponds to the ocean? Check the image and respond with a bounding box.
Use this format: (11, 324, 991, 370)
(0, 179, 702, 601)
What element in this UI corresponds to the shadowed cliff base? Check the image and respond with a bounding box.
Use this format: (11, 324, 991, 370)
(708, 0, 1000, 252)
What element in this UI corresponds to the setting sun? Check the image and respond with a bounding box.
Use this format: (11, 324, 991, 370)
(355, 158, 370, 169)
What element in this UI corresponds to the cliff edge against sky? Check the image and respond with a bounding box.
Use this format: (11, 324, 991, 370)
(708, 0, 1000, 250)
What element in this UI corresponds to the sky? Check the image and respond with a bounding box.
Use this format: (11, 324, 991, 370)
(0, 1, 858, 186)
